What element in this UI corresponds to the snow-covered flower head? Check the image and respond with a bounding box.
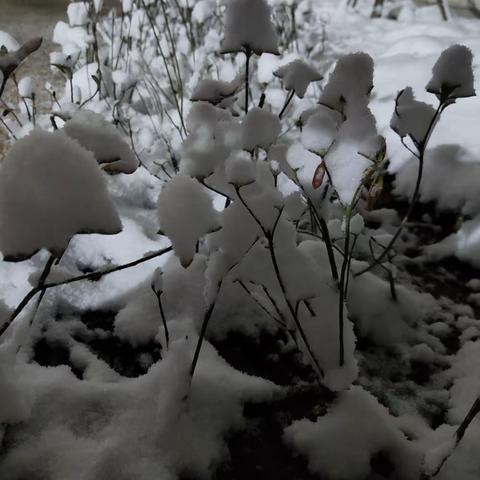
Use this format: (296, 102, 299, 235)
(274, 59, 323, 98)
(157, 174, 220, 268)
(319, 53, 374, 112)
(391, 87, 437, 149)
(221, 0, 279, 56)
(190, 78, 240, 107)
(0, 130, 122, 261)
(242, 107, 281, 151)
(63, 110, 139, 174)
(426, 44, 475, 102)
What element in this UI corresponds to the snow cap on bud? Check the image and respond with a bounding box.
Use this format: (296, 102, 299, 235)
(390, 87, 437, 148)
(18, 77, 35, 98)
(221, 0, 279, 55)
(349, 214, 364, 235)
(226, 150, 256, 187)
(157, 174, 220, 268)
(152, 267, 164, 295)
(242, 107, 281, 151)
(426, 44, 475, 102)
(274, 59, 323, 98)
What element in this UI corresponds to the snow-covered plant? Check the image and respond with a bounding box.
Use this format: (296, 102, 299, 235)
(0, 37, 42, 99)
(356, 44, 476, 277)
(221, 0, 279, 112)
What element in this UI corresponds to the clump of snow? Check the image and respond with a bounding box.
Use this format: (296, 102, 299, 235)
(17, 77, 35, 98)
(157, 174, 219, 267)
(225, 150, 256, 187)
(274, 59, 323, 98)
(242, 107, 281, 151)
(0, 31, 19, 52)
(301, 106, 341, 156)
(426, 44, 475, 100)
(152, 267, 164, 295)
(221, 0, 279, 55)
(391, 87, 437, 148)
(67, 2, 89, 27)
(349, 214, 364, 235)
(284, 386, 420, 480)
(190, 78, 239, 106)
(0, 130, 122, 261)
(63, 110, 139, 174)
(319, 53, 374, 111)
(324, 107, 379, 206)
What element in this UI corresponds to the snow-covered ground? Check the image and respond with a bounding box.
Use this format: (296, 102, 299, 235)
(1, 1, 480, 479)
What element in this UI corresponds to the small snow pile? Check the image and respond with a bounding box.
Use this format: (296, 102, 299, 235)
(312, 53, 380, 206)
(242, 107, 281, 151)
(0, 130, 122, 261)
(426, 44, 475, 101)
(320, 53, 374, 111)
(274, 59, 323, 98)
(225, 150, 256, 186)
(221, 0, 279, 55)
(67, 2, 89, 27)
(181, 103, 239, 179)
(63, 110, 139, 174)
(17, 77, 35, 98)
(190, 78, 239, 106)
(391, 87, 437, 148)
(157, 174, 219, 268)
(301, 106, 342, 156)
(284, 386, 420, 480)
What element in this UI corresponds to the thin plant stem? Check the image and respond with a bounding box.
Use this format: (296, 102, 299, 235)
(152, 288, 169, 349)
(1, 246, 173, 340)
(279, 89, 295, 119)
(244, 48, 251, 114)
(355, 102, 444, 277)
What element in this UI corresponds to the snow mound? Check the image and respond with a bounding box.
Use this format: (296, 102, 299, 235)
(221, 0, 279, 55)
(284, 385, 420, 480)
(274, 59, 323, 98)
(0, 130, 122, 261)
(63, 110, 139, 174)
(157, 174, 219, 268)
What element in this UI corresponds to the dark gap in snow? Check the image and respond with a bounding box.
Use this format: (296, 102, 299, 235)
(370, 451, 395, 478)
(33, 338, 83, 379)
(75, 330, 163, 378)
(80, 309, 117, 332)
(212, 329, 317, 386)
(214, 385, 333, 480)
